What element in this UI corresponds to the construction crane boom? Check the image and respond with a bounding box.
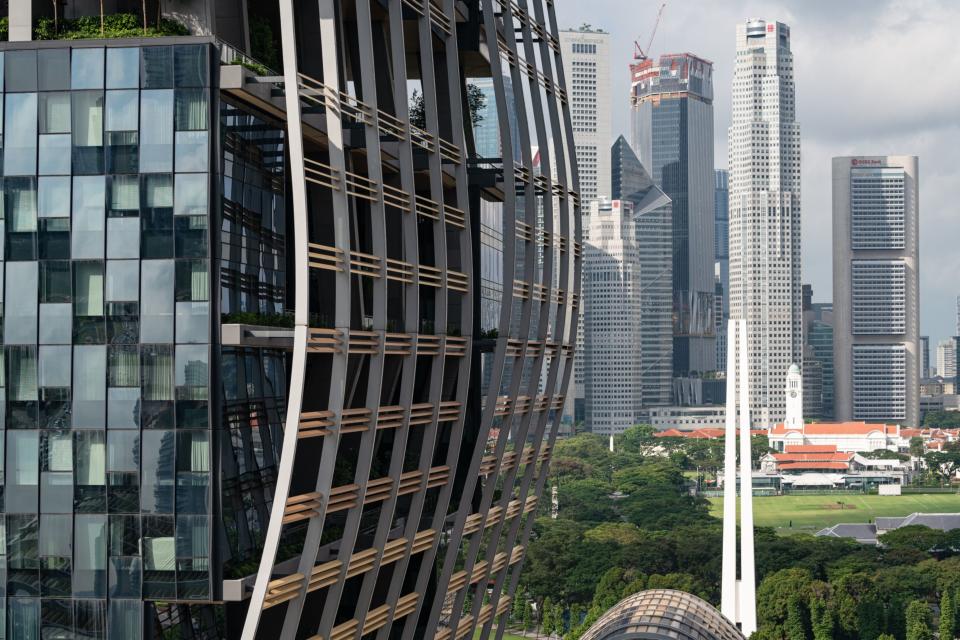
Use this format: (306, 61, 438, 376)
(633, 3, 666, 61)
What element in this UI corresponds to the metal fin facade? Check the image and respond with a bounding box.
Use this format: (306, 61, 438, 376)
(243, 1, 580, 639)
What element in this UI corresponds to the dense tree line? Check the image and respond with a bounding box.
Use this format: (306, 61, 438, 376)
(512, 426, 960, 639)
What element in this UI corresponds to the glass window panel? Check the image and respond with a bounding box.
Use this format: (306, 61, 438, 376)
(41, 471, 73, 513)
(109, 599, 141, 639)
(39, 303, 73, 345)
(109, 345, 140, 388)
(39, 133, 73, 175)
(7, 431, 40, 512)
(6, 177, 38, 232)
(39, 514, 72, 557)
(141, 46, 173, 88)
(72, 176, 106, 259)
(175, 345, 208, 400)
(39, 216, 70, 260)
(5, 50, 38, 92)
(140, 90, 174, 172)
(73, 345, 106, 428)
(107, 48, 140, 89)
(72, 91, 104, 146)
(74, 261, 104, 317)
(71, 48, 105, 90)
(5, 262, 39, 344)
(107, 217, 140, 259)
(108, 174, 139, 216)
(174, 45, 208, 87)
(175, 131, 208, 172)
(174, 214, 207, 258)
(105, 89, 138, 132)
(174, 89, 208, 130)
(106, 260, 138, 302)
(39, 176, 71, 218)
(5, 93, 39, 175)
(75, 600, 106, 637)
(8, 598, 39, 640)
(39, 345, 71, 389)
(8, 345, 38, 402)
(142, 344, 174, 402)
(41, 261, 71, 303)
(175, 259, 208, 301)
(176, 302, 210, 344)
(106, 129, 139, 174)
(141, 432, 174, 513)
(108, 431, 139, 472)
(176, 514, 209, 566)
(38, 49, 71, 91)
(144, 174, 173, 207)
(108, 387, 140, 429)
(75, 431, 106, 486)
(40, 92, 71, 133)
(140, 260, 174, 342)
(174, 174, 208, 216)
(43, 431, 73, 472)
(74, 514, 107, 597)
(108, 556, 142, 598)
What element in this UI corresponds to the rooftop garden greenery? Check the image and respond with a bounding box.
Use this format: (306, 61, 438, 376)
(34, 13, 188, 41)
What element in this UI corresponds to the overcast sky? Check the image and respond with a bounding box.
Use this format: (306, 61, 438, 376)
(555, 0, 960, 345)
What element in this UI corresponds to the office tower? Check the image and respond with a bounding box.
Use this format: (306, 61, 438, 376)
(584, 200, 642, 434)
(0, 2, 580, 639)
(808, 316, 835, 418)
(920, 336, 930, 378)
(833, 156, 919, 426)
(938, 339, 956, 380)
(728, 20, 802, 427)
(612, 138, 674, 408)
(715, 272, 726, 369)
(471, 77, 518, 162)
(715, 169, 730, 368)
(631, 53, 716, 377)
(559, 27, 612, 208)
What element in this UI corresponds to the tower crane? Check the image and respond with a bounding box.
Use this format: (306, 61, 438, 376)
(633, 3, 666, 61)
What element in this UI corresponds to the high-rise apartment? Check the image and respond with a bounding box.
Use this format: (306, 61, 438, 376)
(938, 339, 956, 380)
(631, 53, 716, 377)
(0, 2, 580, 639)
(833, 156, 919, 426)
(715, 169, 729, 369)
(611, 135, 674, 408)
(728, 19, 802, 426)
(584, 200, 642, 434)
(920, 335, 930, 378)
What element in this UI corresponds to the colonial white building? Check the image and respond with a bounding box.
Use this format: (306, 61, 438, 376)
(728, 19, 802, 427)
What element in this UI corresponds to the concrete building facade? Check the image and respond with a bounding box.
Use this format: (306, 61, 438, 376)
(728, 20, 802, 427)
(833, 156, 919, 426)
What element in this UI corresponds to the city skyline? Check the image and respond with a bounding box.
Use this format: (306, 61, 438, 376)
(555, 0, 960, 342)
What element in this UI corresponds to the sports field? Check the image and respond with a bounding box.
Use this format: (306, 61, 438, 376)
(707, 493, 960, 533)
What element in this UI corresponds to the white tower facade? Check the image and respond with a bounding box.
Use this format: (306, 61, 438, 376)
(721, 320, 757, 636)
(784, 363, 803, 429)
(728, 19, 802, 427)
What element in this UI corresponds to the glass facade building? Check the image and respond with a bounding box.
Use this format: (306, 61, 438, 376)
(630, 53, 715, 377)
(0, 0, 580, 637)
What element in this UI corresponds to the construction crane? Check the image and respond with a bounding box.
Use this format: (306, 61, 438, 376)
(633, 3, 666, 61)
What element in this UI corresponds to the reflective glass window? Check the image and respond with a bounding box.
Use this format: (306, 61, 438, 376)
(105, 89, 138, 131)
(142, 344, 174, 402)
(39, 176, 71, 218)
(107, 48, 140, 89)
(41, 261, 72, 303)
(174, 45, 208, 87)
(71, 48, 105, 90)
(39, 345, 71, 390)
(175, 131, 208, 172)
(174, 173, 208, 216)
(6, 177, 38, 232)
(140, 90, 174, 172)
(108, 174, 139, 216)
(106, 260, 139, 303)
(72, 91, 105, 174)
(73, 345, 106, 427)
(38, 49, 71, 91)
(40, 92, 71, 133)
(109, 599, 141, 638)
(74, 261, 104, 317)
(39, 133, 73, 175)
(5, 262, 39, 345)
(72, 176, 106, 259)
(107, 217, 140, 260)
(5, 50, 38, 92)
(141, 431, 175, 513)
(5, 93, 39, 175)
(39, 303, 72, 345)
(140, 260, 174, 342)
(141, 46, 173, 89)
(175, 344, 208, 400)
(74, 514, 107, 597)
(7, 431, 40, 512)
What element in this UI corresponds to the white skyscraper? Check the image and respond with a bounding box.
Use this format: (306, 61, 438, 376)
(728, 19, 802, 427)
(559, 27, 612, 208)
(937, 339, 956, 380)
(833, 156, 919, 426)
(584, 200, 642, 435)
(561, 26, 612, 422)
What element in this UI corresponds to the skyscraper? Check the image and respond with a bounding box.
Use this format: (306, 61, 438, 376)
(612, 135, 674, 408)
(921, 335, 930, 378)
(938, 339, 956, 380)
(833, 156, 919, 426)
(559, 26, 612, 207)
(0, 2, 580, 639)
(728, 20, 802, 427)
(715, 169, 730, 368)
(584, 199, 642, 434)
(631, 53, 716, 377)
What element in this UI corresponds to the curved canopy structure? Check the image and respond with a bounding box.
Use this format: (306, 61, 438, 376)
(580, 589, 745, 640)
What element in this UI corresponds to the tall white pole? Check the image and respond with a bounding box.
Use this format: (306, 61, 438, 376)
(738, 320, 757, 636)
(721, 320, 738, 621)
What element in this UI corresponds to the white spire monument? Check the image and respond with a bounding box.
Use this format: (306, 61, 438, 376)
(720, 319, 757, 636)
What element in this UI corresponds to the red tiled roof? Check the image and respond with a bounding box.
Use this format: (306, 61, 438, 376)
(770, 421, 896, 436)
(774, 452, 852, 463)
(779, 461, 850, 471)
(785, 444, 838, 454)
(654, 429, 686, 438)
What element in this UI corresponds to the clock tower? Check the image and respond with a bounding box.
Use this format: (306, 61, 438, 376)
(784, 363, 803, 429)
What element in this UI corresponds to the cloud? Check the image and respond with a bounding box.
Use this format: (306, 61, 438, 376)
(556, 0, 960, 341)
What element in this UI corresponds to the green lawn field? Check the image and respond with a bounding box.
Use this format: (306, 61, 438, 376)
(472, 631, 527, 640)
(707, 493, 960, 533)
